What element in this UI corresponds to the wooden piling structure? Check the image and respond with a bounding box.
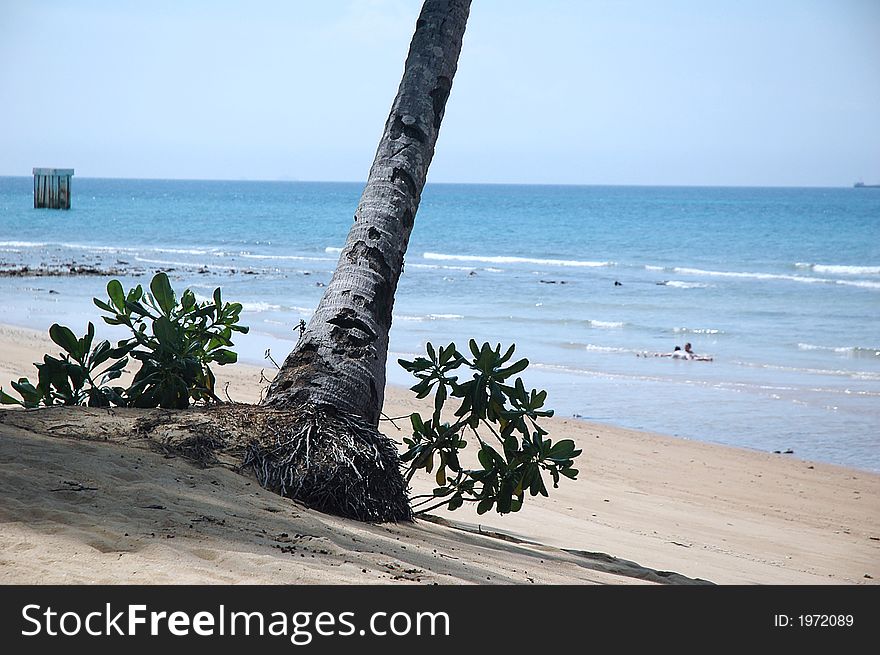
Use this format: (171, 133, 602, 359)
(33, 168, 74, 209)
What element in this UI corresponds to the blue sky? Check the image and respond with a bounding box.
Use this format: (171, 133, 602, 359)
(1, 0, 878, 186)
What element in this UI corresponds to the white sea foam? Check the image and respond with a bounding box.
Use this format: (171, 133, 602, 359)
(238, 253, 333, 262)
(835, 279, 880, 290)
(673, 266, 825, 283)
(324, 246, 343, 254)
(0, 241, 233, 259)
(134, 256, 199, 268)
(732, 360, 880, 381)
(588, 320, 624, 328)
(797, 343, 880, 356)
(530, 362, 664, 383)
(0, 240, 118, 253)
(240, 302, 282, 312)
(673, 327, 723, 335)
(409, 263, 476, 271)
(561, 342, 633, 353)
(673, 265, 880, 290)
(645, 265, 667, 271)
(0, 241, 49, 248)
(423, 252, 615, 268)
(134, 256, 239, 271)
(660, 280, 710, 289)
(193, 296, 284, 314)
(152, 247, 218, 256)
(799, 263, 880, 275)
(396, 313, 464, 322)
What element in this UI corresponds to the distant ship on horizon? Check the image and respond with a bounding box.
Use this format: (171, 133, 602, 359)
(854, 181, 880, 188)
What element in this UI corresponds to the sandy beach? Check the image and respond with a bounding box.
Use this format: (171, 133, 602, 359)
(0, 322, 877, 585)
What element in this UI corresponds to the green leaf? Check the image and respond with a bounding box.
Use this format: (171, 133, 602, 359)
(0, 388, 23, 405)
(497, 358, 529, 380)
(93, 298, 114, 313)
(107, 279, 126, 312)
(49, 324, 80, 358)
(497, 485, 513, 514)
(476, 498, 494, 515)
(547, 439, 577, 460)
(503, 434, 518, 453)
(125, 300, 150, 317)
(80, 322, 95, 359)
(181, 289, 196, 311)
(88, 341, 113, 369)
(109, 342, 133, 359)
(211, 349, 237, 365)
(150, 272, 176, 315)
(11, 378, 42, 406)
(433, 382, 446, 421)
(86, 388, 110, 408)
(153, 316, 178, 348)
(412, 379, 433, 399)
(447, 494, 464, 511)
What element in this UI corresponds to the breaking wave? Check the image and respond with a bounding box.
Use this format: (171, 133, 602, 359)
(423, 252, 615, 268)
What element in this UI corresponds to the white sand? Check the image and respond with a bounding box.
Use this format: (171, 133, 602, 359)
(1, 323, 877, 584)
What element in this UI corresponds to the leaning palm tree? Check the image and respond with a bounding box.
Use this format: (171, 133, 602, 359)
(247, 0, 472, 522)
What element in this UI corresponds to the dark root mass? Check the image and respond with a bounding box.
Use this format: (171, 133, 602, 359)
(242, 404, 412, 523)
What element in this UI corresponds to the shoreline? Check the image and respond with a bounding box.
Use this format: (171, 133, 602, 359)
(1, 321, 878, 584)
(2, 219, 877, 475)
(2, 316, 876, 475)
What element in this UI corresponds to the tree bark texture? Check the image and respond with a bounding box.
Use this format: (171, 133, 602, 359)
(264, 0, 471, 425)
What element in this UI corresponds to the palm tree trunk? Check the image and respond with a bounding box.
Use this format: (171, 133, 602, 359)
(265, 0, 471, 426)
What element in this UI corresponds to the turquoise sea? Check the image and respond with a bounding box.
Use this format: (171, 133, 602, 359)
(1, 177, 878, 471)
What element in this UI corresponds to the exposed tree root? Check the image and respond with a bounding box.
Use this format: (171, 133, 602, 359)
(242, 404, 412, 523)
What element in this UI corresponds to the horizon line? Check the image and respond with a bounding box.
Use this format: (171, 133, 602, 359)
(0, 173, 867, 190)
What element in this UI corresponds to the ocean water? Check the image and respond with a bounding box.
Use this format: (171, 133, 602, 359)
(1, 177, 878, 471)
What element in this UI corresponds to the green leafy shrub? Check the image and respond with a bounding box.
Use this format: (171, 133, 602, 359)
(95, 272, 248, 408)
(398, 340, 581, 516)
(0, 322, 128, 408)
(1, 272, 248, 410)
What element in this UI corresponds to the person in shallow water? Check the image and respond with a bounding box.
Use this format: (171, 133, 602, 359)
(638, 345, 713, 361)
(683, 342, 713, 361)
